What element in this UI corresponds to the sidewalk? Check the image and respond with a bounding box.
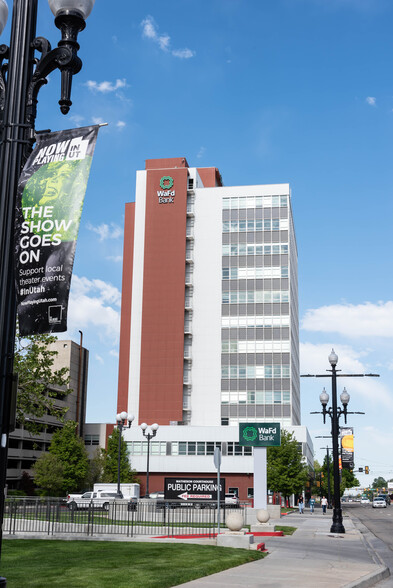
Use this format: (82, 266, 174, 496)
(175, 509, 390, 588)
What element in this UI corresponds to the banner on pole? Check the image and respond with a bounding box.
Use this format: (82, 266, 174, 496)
(340, 426, 354, 470)
(15, 125, 100, 335)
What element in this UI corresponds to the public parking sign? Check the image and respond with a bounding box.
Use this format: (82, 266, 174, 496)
(164, 478, 225, 501)
(239, 422, 281, 447)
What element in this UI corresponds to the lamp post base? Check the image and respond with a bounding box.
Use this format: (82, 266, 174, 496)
(330, 508, 345, 534)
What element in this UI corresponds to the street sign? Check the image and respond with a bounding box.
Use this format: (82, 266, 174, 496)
(239, 422, 281, 447)
(164, 478, 225, 501)
(213, 447, 221, 469)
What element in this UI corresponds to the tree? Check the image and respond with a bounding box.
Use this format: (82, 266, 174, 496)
(49, 421, 89, 493)
(83, 447, 106, 489)
(14, 327, 70, 433)
(32, 453, 64, 496)
(372, 476, 387, 490)
(267, 430, 309, 501)
(102, 427, 139, 484)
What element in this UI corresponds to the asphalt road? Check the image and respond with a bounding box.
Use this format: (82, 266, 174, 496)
(343, 502, 393, 586)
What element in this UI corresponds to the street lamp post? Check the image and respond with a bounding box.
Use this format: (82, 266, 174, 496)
(115, 412, 134, 499)
(303, 349, 378, 534)
(0, 1, 95, 581)
(140, 423, 159, 498)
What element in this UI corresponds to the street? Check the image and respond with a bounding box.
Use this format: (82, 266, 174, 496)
(343, 502, 393, 587)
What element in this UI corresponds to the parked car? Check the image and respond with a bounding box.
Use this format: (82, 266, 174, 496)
(372, 497, 387, 509)
(360, 497, 370, 504)
(224, 493, 240, 507)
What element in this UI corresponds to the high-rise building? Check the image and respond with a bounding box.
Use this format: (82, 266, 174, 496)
(7, 339, 89, 490)
(117, 158, 310, 499)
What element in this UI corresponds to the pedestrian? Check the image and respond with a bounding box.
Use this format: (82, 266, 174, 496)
(309, 496, 315, 513)
(321, 496, 328, 514)
(298, 495, 304, 514)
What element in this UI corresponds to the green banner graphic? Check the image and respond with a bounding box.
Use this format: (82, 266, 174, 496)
(239, 422, 281, 447)
(15, 126, 100, 335)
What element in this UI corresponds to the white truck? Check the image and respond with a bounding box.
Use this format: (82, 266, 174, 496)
(66, 483, 140, 511)
(66, 490, 119, 511)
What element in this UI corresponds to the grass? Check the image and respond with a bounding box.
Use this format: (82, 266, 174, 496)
(275, 525, 297, 535)
(2, 539, 266, 588)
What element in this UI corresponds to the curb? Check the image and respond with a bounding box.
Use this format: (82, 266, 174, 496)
(344, 509, 391, 588)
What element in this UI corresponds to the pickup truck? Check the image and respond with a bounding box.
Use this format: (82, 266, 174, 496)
(67, 490, 120, 511)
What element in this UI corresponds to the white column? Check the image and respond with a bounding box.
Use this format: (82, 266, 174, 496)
(253, 447, 267, 509)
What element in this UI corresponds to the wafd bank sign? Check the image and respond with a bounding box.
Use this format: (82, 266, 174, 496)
(14, 126, 100, 335)
(239, 422, 281, 447)
(164, 478, 225, 501)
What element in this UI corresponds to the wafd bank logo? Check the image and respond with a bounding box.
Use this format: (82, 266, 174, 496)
(157, 176, 175, 203)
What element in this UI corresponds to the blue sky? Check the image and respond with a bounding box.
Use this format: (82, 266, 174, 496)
(3, 0, 393, 488)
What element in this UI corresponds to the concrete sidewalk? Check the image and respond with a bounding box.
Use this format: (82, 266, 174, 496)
(175, 510, 390, 588)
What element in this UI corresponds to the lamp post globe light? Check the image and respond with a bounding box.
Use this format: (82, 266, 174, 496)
(140, 423, 159, 498)
(0, 1, 95, 582)
(115, 412, 134, 499)
(303, 348, 378, 535)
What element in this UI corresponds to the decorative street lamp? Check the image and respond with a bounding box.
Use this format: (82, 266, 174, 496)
(140, 422, 159, 498)
(115, 412, 134, 499)
(302, 349, 378, 534)
(0, 2, 95, 582)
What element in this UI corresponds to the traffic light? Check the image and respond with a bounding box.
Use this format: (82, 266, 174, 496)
(365, 466, 369, 474)
(358, 467, 363, 472)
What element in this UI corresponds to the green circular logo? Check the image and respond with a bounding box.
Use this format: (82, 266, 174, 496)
(160, 176, 174, 190)
(242, 426, 258, 442)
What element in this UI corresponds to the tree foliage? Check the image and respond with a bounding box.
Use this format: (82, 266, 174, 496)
(267, 430, 309, 498)
(49, 421, 89, 493)
(14, 328, 70, 433)
(313, 455, 360, 497)
(372, 476, 388, 490)
(32, 453, 64, 496)
(102, 427, 139, 484)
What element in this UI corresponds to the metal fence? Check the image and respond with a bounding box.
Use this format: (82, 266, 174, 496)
(3, 498, 246, 538)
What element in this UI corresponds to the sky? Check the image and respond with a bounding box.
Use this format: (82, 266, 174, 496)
(2, 0, 393, 489)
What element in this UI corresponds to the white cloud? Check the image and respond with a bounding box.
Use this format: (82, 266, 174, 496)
(85, 79, 128, 94)
(69, 114, 85, 126)
(92, 117, 105, 125)
(109, 349, 119, 359)
(171, 48, 195, 59)
(301, 301, 393, 338)
(86, 222, 123, 241)
(197, 146, 206, 159)
(366, 96, 376, 106)
(116, 121, 126, 129)
(141, 15, 195, 59)
(95, 354, 104, 364)
(68, 275, 121, 341)
(300, 342, 392, 408)
(106, 255, 123, 263)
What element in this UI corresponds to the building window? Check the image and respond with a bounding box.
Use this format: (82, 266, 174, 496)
(221, 418, 229, 426)
(248, 488, 254, 498)
(228, 487, 239, 496)
(84, 434, 99, 446)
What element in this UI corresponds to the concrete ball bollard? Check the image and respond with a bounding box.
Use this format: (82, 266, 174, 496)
(226, 511, 244, 531)
(256, 509, 270, 524)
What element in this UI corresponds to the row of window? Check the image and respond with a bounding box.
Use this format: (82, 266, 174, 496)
(221, 391, 291, 404)
(223, 219, 288, 233)
(222, 195, 288, 209)
(221, 364, 290, 379)
(222, 290, 289, 304)
(84, 435, 100, 446)
(222, 243, 288, 256)
(222, 315, 290, 328)
(222, 267, 288, 280)
(126, 440, 252, 457)
(222, 341, 290, 353)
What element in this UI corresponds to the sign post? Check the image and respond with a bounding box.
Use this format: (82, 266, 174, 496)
(239, 422, 281, 509)
(214, 447, 221, 535)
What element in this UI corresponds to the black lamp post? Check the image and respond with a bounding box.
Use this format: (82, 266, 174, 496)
(303, 348, 378, 534)
(115, 411, 134, 499)
(140, 422, 159, 498)
(0, 1, 94, 582)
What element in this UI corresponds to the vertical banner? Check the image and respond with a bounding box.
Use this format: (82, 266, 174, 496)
(340, 427, 354, 470)
(14, 125, 100, 335)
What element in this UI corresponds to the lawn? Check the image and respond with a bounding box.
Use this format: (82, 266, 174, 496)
(2, 539, 265, 588)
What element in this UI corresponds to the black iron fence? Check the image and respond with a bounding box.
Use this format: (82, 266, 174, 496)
(3, 498, 247, 538)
